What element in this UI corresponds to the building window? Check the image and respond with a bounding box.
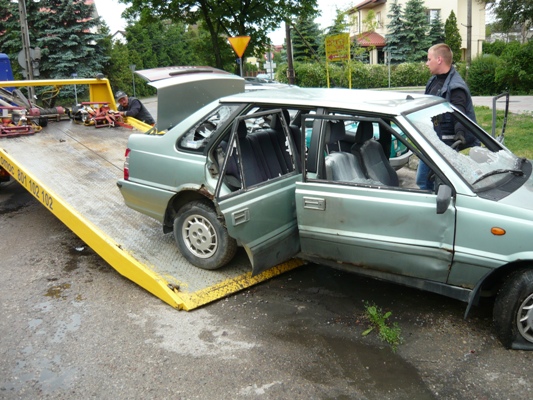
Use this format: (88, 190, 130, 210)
(427, 9, 440, 23)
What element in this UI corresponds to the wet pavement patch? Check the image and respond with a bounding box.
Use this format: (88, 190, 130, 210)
(45, 283, 71, 300)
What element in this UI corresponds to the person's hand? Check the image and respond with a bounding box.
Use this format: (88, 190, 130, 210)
(453, 131, 466, 144)
(451, 130, 466, 150)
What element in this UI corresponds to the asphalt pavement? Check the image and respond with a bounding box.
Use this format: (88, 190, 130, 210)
(472, 95, 533, 114)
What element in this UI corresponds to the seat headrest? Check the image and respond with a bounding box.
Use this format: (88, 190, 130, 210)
(237, 121, 248, 138)
(270, 110, 291, 131)
(355, 121, 374, 143)
(325, 120, 346, 145)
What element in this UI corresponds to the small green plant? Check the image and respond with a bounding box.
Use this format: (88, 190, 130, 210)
(362, 302, 402, 351)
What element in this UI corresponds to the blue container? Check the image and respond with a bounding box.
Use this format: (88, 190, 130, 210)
(0, 53, 15, 92)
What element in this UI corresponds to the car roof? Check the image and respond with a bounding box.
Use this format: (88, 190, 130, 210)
(220, 87, 444, 116)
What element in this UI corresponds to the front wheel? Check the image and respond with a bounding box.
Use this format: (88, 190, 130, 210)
(173, 200, 237, 270)
(493, 268, 533, 350)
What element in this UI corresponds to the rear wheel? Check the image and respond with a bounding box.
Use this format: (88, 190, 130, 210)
(173, 200, 237, 270)
(493, 268, 533, 349)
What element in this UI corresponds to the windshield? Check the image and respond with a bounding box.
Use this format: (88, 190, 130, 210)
(406, 103, 523, 191)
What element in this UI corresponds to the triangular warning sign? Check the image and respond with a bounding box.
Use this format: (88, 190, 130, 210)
(228, 36, 251, 58)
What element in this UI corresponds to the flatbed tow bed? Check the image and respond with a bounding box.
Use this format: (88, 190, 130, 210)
(0, 78, 302, 310)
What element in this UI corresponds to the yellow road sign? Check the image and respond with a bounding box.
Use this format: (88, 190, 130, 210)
(325, 33, 350, 62)
(228, 36, 251, 58)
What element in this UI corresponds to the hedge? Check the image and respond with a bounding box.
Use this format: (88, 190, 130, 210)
(276, 61, 431, 90)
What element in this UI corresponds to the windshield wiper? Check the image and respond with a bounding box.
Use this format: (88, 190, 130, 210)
(472, 168, 524, 185)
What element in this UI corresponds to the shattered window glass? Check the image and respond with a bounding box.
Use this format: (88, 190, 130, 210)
(407, 104, 523, 190)
(179, 105, 239, 151)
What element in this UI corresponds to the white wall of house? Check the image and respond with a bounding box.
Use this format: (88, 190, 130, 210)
(347, 0, 486, 62)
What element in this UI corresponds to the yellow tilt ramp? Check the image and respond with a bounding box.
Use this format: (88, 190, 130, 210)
(0, 79, 302, 310)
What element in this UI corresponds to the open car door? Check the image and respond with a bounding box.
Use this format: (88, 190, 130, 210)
(215, 109, 302, 275)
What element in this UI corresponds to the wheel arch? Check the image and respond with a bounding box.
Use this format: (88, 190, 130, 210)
(464, 261, 533, 318)
(163, 189, 216, 233)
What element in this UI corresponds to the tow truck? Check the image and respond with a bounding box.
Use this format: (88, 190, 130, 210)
(0, 74, 302, 310)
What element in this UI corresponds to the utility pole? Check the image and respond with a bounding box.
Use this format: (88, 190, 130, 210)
(285, 21, 295, 85)
(466, 0, 472, 67)
(18, 0, 35, 100)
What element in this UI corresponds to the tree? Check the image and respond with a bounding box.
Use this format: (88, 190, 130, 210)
(490, 0, 533, 41)
(121, 0, 318, 70)
(428, 10, 445, 45)
(324, 8, 349, 36)
(106, 17, 232, 96)
(0, 0, 108, 101)
(445, 10, 462, 64)
(363, 10, 379, 32)
(385, 0, 406, 64)
(291, 13, 322, 62)
(402, 0, 431, 62)
(34, 0, 107, 81)
(0, 0, 49, 78)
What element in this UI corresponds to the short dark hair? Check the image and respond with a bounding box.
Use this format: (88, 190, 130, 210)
(429, 43, 453, 65)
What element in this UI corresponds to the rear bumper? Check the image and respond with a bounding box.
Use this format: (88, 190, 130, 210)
(117, 178, 174, 223)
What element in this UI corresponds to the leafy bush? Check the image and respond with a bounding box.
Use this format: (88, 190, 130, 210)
(495, 41, 533, 94)
(467, 54, 505, 95)
(293, 62, 329, 87)
(483, 40, 508, 57)
(390, 62, 431, 87)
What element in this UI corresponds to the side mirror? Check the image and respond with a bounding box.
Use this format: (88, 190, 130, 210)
(436, 185, 452, 214)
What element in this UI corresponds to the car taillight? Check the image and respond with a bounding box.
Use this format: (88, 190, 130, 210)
(124, 148, 130, 180)
(0, 167, 10, 182)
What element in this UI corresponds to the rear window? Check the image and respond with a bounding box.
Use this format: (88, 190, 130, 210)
(179, 105, 239, 152)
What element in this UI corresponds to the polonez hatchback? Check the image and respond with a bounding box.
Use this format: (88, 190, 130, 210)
(118, 72, 533, 350)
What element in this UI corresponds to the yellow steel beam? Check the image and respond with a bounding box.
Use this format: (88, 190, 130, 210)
(0, 78, 117, 110)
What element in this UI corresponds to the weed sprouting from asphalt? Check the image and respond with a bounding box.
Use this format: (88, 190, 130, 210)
(362, 302, 403, 351)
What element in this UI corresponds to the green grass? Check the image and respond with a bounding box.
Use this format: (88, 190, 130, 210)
(475, 106, 533, 159)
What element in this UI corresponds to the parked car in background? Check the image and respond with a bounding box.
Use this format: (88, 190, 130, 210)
(244, 76, 273, 84)
(118, 73, 533, 350)
(256, 73, 273, 80)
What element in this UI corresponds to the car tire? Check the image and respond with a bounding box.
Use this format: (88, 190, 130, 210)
(174, 200, 237, 270)
(493, 268, 533, 349)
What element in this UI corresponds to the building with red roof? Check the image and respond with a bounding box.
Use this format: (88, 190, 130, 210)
(347, 0, 486, 64)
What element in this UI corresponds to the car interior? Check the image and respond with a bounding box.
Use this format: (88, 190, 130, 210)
(215, 106, 419, 195)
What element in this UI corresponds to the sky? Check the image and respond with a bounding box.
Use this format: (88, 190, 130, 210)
(93, 0, 354, 45)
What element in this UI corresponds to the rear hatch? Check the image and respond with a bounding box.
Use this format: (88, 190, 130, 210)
(135, 66, 245, 131)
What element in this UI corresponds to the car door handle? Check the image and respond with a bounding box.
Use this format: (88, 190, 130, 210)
(303, 196, 325, 211)
(232, 208, 250, 226)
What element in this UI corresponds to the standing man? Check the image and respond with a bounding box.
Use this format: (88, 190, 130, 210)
(115, 90, 155, 126)
(416, 43, 479, 190)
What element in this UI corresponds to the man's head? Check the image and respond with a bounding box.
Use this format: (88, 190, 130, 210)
(115, 90, 128, 107)
(426, 43, 453, 75)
